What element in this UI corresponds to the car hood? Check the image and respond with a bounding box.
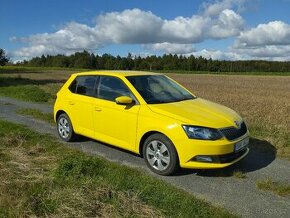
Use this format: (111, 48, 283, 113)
(147, 98, 242, 128)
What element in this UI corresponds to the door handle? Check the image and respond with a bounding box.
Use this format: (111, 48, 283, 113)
(95, 106, 102, 111)
(69, 101, 75, 105)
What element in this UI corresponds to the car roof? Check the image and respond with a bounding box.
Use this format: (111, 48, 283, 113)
(72, 70, 162, 77)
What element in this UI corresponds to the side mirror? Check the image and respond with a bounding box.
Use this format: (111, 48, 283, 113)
(115, 96, 134, 105)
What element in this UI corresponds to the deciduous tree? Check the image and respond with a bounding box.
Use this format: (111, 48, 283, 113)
(0, 48, 9, 66)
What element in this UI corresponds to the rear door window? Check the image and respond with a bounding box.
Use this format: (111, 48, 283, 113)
(97, 76, 134, 102)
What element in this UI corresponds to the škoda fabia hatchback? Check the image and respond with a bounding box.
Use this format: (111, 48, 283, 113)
(54, 71, 249, 175)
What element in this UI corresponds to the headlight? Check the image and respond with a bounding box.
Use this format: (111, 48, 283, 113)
(182, 125, 222, 140)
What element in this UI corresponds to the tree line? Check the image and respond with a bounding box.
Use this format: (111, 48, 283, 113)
(11, 50, 290, 72)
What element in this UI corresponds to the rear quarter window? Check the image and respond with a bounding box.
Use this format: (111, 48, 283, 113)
(68, 79, 77, 93)
(69, 76, 99, 97)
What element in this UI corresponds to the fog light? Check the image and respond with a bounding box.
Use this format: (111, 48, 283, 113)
(195, 156, 213, 162)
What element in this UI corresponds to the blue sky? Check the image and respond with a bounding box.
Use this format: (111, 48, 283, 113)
(1, 0, 290, 61)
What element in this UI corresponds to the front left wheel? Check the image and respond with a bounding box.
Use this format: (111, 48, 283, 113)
(57, 113, 76, 142)
(143, 133, 179, 176)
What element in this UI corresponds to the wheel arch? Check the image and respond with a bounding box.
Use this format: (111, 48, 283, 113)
(55, 110, 67, 122)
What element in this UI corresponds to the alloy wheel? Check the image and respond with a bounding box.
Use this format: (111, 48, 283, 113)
(58, 117, 70, 139)
(146, 140, 171, 171)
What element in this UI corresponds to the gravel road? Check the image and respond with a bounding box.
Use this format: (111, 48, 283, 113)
(0, 96, 289, 218)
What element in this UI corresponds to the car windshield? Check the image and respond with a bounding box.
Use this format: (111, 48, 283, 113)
(126, 75, 195, 104)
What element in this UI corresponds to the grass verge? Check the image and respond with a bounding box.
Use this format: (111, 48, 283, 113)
(256, 178, 290, 197)
(0, 77, 51, 102)
(0, 85, 51, 102)
(0, 119, 235, 217)
(16, 108, 54, 125)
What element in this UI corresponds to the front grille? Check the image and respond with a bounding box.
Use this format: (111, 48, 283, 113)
(220, 122, 247, 141)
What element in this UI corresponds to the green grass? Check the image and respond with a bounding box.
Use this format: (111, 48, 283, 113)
(0, 85, 51, 102)
(16, 108, 54, 125)
(249, 124, 289, 160)
(256, 178, 290, 197)
(0, 77, 52, 102)
(0, 119, 235, 217)
(233, 171, 247, 179)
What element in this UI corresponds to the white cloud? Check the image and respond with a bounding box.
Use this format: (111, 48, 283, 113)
(145, 43, 195, 54)
(190, 48, 290, 61)
(13, 45, 51, 57)
(233, 45, 290, 58)
(96, 9, 163, 44)
(209, 9, 244, 38)
(11, 3, 245, 59)
(202, 0, 245, 17)
(232, 21, 290, 59)
(190, 49, 245, 60)
(234, 21, 290, 48)
(161, 16, 210, 43)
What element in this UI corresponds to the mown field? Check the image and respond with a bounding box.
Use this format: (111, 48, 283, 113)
(1, 67, 289, 159)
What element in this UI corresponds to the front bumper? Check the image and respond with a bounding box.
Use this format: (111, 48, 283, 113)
(175, 134, 249, 169)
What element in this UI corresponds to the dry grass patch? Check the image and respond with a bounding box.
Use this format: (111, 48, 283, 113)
(48, 185, 164, 218)
(233, 171, 247, 179)
(1, 133, 27, 147)
(256, 178, 290, 197)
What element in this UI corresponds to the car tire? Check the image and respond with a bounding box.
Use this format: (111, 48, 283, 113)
(143, 133, 179, 176)
(57, 113, 76, 142)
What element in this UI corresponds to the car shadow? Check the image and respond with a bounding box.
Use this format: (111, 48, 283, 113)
(70, 135, 277, 177)
(176, 137, 277, 177)
(72, 135, 142, 158)
(75, 135, 93, 142)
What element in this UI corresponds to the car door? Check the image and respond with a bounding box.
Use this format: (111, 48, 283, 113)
(92, 75, 140, 152)
(67, 75, 99, 138)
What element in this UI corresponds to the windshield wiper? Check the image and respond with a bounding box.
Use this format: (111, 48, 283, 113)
(171, 96, 195, 102)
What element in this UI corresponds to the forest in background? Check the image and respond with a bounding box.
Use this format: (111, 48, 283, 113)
(16, 50, 290, 72)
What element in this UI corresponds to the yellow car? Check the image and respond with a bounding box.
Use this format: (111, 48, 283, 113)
(54, 71, 249, 175)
